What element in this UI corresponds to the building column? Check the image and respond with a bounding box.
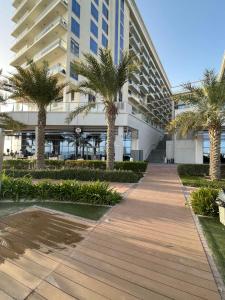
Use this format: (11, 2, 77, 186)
(195, 134, 203, 164)
(35, 126, 38, 158)
(114, 126, 124, 161)
(0, 129, 5, 172)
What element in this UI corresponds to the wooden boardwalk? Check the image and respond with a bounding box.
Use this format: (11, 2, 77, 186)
(0, 164, 220, 299)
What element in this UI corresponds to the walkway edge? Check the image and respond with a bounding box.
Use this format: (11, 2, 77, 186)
(181, 181, 225, 299)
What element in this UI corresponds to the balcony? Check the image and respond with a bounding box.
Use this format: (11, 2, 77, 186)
(141, 52, 149, 65)
(12, 0, 31, 23)
(11, 18, 67, 66)
(48, 64, 66, 78)
(140, 83, 149, 94)
(12, 0, 68, 38)
(129, 35, 140, 53)
(13, 0, 23, 8)
(130, 72, 140, 84)
(141, 63, 149, 76)
(129, 80, 140, 94)
(140, 73, 149, 85)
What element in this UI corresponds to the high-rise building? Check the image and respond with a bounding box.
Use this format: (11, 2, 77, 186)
(7, 0, 172, 160)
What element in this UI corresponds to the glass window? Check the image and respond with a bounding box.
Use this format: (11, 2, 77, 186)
(102, 18, 108, 34)
(105, 0, 109, 5)
(70, 63, 78, 80)
(94, 0, 99, 5)
(102, 3, 108, 19)
(71, 17, 80, 38)
(90, 20, 98, 38)
(72, 0, 80, 18)
(120, 36, 124, 50)
(102, 34, 108, 48)
(90, 38, 98, 54)
(70, 38, 79, 56)
(88, 94, 96, 102)
(91, 2, 98, 22)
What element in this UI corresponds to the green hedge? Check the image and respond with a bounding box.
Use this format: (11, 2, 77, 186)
(3, 159, 147, 173)
(6, 168, 140, 183)
(190, 188, 219, 216)
(0, 177, 121, 205)
(177, 164, 225, 177)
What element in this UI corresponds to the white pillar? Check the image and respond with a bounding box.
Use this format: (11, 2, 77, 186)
(0, 129, 5, 172)
(114, 126, 124, 161)
(35, 126, 38, 158)
(195, 134, 203, 164)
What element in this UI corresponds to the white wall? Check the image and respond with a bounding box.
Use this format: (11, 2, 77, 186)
(168, 137, 203, 164)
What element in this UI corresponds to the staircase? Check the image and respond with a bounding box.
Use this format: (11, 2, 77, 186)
(147, 138, 166, 163)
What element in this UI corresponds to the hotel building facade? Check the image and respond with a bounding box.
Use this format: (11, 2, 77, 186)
(5, 0, 172, 160)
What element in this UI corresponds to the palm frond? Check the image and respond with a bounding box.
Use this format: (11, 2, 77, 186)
(0, 113, 25, 131)
(65, 102, 96, 124)
(167, 111, 204, 137)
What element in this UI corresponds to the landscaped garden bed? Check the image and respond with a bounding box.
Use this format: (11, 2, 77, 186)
(0, 176, 122, 206)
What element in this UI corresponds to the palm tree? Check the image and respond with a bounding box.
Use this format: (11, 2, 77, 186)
(168, 69, 225, 180)
(8, 62, 67, 169)
(66, 48, 138, 170)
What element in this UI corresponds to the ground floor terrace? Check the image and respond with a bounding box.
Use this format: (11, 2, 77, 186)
(0, 165, 220, 299)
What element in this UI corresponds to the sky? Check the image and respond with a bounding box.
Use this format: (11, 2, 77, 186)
(0, 0, 224, 89)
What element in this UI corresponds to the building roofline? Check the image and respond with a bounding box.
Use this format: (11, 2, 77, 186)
(127, 0, 171, 90)
(218, 51, 225, 81)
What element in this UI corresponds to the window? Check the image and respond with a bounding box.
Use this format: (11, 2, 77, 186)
(120, 36, 124, 49)
(70, 38, 79, 56)
(70, 63, 78, 80)
(104, 0, 109, 5)
(94, 0, 99, 5)
(102, 3, 108, 19)
(90, 38, 98, 54)
(102, 34, 108, 47)
(71, 17, 80, 38)
(90, 20, 98, 38)
(102, 18, 108, 34)
(72, 0, 80, 18)
(91, 2, 98, 22)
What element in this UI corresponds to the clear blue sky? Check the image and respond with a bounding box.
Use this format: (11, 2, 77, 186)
(0, 0, 224, 88)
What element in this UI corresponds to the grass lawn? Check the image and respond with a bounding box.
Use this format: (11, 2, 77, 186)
(199, 216, 225, 283)
(180, 175, 225, 188)
(0, 202, 109, 220)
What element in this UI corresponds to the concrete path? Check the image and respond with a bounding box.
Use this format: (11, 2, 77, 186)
(0, 164, 221, 299)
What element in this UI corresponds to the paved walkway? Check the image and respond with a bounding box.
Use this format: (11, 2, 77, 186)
(0, 164, 221, 299)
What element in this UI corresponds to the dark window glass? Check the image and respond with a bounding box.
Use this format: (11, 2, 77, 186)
(90, 38, 98, 54)
(70, 63, 78, 80)
(71, 17, 80, 38)
(88, 94, 96, 102)
(70, 38, 79, 56)
(91, 3, 98, 22)
(104, 0, 109, 5)
(72, 0, 80, 18)
(102, 34, 108, 47)
(90, 20, 98, 38)
(94, 0, 99, 5)
(102, 18, 108, 34)
(102, 3, 108, 19)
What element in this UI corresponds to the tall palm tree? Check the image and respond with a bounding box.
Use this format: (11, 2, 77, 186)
(168, 69, 225, 180)
(66, 48, 138, 170)
(8, 62, 67, 169)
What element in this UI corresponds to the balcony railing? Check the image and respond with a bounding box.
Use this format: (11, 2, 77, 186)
(33, 39, 67, 62)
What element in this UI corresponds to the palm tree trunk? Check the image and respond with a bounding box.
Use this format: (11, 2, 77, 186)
(36, 106, 46, 169)
(209, 127, 221, 180)
(106, 111, 116, 170)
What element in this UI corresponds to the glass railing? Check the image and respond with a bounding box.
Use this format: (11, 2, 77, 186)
(0, 102, 128, 113)
(33, 38, 67, 62)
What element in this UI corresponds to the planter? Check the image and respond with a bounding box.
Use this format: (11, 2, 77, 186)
(219, 206, 225, 226)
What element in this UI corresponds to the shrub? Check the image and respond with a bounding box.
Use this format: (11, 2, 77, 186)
(0, 176, 122, 205)
(190, 188, 219, 216)
(178, 164, 225, 177)
(6, 168, 140, 183)
(65, 160, 148, 173)
(3, 159, 147, 173)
